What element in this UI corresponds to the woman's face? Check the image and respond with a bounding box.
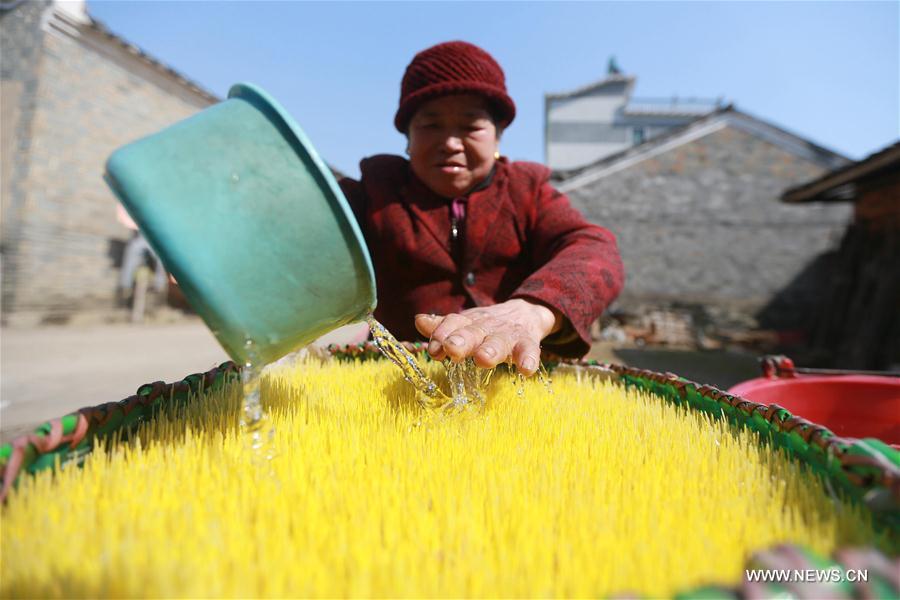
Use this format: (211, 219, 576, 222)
(407, 94, 500, 198)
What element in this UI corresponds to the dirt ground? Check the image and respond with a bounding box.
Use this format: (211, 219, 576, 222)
(1, 320, 761, 444)
(1, 320, 228, 444)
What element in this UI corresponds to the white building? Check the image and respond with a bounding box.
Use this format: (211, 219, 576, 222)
(545, 66, 725, 171)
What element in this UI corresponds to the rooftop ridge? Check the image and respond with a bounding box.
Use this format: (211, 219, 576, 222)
(545, 73, 635, 100)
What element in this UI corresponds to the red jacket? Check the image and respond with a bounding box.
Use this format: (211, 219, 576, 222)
(339, 155, 623, 357)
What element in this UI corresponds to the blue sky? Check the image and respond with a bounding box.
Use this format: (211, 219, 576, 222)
(88, 1, 899, 178)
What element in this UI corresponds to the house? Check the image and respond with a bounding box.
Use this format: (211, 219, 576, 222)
(545, 64, 725, 171)
(782, 142, 900, 369)
(554, 104, 853, 335)
(1, 0, 217, 325)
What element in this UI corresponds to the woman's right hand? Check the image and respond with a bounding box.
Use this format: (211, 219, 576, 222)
(413, 299, 560, 376)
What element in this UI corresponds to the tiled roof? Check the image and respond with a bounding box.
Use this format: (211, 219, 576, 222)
(40, 3, 355, 177)
(554, 105, 850, 190)
(47, 3, 220, 104)
(624, 97, 724, 118)
(782, 141, 900, 203)
(90, 18, 219, 102)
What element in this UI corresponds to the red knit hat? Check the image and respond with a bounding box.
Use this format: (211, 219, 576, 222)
(394, 41, 516, 133)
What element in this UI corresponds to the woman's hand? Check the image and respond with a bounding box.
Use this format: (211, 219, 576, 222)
(414, 299, 561, 376)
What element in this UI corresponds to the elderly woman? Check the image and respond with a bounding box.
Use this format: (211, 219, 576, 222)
(339, 41, 623, 376)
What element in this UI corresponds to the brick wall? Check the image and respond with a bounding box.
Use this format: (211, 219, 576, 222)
(1, 0, 51, 319)
(1, 5, 215, 324)
(564, 125, 853, 328)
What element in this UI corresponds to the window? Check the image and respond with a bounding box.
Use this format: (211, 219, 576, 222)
(632, 127, 645, 145)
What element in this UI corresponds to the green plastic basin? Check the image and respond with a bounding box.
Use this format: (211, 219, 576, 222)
(105, 83, 376, 366)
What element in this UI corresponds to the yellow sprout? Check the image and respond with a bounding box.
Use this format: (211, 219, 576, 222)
(0, 359, 883, 598)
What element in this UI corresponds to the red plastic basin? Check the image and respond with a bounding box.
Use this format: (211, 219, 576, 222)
(727, 375, 900, 444)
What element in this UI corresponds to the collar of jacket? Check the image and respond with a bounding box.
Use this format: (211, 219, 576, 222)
(402, 158, 510, 270)
(405, 158, 504, 204)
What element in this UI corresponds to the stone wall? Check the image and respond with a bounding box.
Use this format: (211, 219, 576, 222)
(564, 125, 853, 329)
(1, 4, 215, 324)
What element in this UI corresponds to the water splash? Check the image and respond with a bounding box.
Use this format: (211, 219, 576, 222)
(538, 362, 554, 395)
(241, 339, 275, 460)
(508, 358, 526, 398)
(367, 315, 451, 409)
(366, 315, 547, 409)
(445, 358, 490, 407)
